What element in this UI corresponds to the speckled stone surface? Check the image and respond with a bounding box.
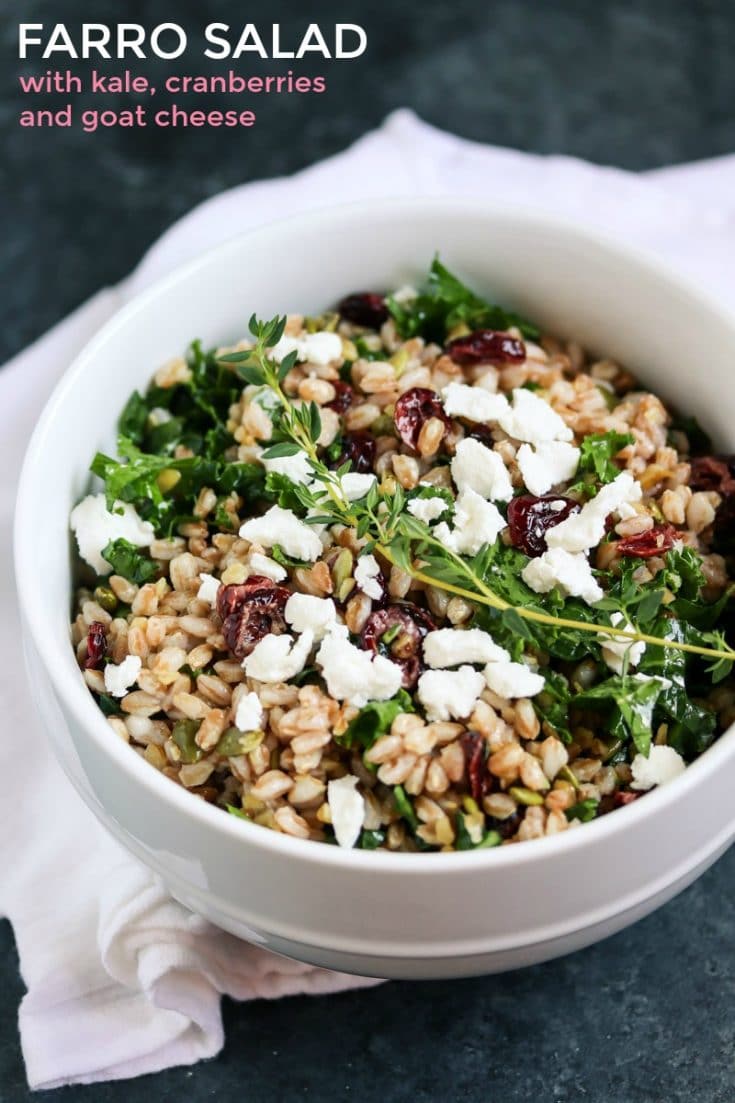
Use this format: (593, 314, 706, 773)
(2, 0, 735, 1099)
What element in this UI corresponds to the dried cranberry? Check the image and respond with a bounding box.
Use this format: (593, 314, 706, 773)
(507, 495, 581, 557)
(84, 621, 107, 670)
(331, 430, 376, 474)
(617, 524, 677, 559)
(337, 292, 388, 329)
(691, 456, 735, 539)
(361, 603, 436, 688)
(461, 731, 487, 802)
(393, 387, 451, 451)
(690, 455, 735, 496)
(326, 381, 355, 415)
(486, 809, 523, 839)
(445, 330, 526, 366)
(216, 576, 290, 660)
(465, 425, 496, 448)
(613, 790, 642, 807)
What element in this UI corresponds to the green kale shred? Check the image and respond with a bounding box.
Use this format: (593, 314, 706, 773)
(386, 257, 539, 343)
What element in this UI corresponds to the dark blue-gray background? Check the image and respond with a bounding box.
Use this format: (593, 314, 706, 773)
(2, 1, 734, 1099)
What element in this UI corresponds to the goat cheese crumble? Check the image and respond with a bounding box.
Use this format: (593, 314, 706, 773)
(239, 505, 323, 562)
(248, 552, 288, 582)
(406, 494, 448, 524)
(423, 627, 509, 668)
(516, 440, 580, 496)
(271, 330, 343, 367)
(197, 573, 221, 605)
(316, 624, 403, 707)
(600, 612, 646, 674)
(104, 655, 142, 698)
(284, 593, 338, 640)
(521, 547, 604, 606)
(434, 488, 506, 555)
(441, 382, 510, 424)
(70, 494, 154, 575)
(327, 775, 365, 849)
(416, 666, 486, 722)
(484, 660, 545, 698)
(499, 388, 574, 445)
(630, 744, 686, 790)
(339, 472, 377, 501)
(354, 554, 383, 601)
(545, 472, 642, 554)
(262, 449, 313, 485)
(451, 437, 513, 501)
(234, 691, 264, 733)
(243, 629, 314, 682)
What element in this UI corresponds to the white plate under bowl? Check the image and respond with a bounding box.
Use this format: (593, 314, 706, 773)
(14, 199, 735, 978)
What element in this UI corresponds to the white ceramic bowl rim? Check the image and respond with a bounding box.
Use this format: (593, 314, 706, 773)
(14, 196, 735, 875)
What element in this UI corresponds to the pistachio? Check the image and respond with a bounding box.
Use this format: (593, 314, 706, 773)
(331, 547, 354, 593)
(94, 585, 118, 613)
(216, 727, 264, 757)
(338, 578, 356, 603)
(508, 786, 545, 807)
(157, 468, 182, 493)
(171, 719, 202, 764)
(389, 347, 409, 376)
(558, 764, 580, 789)
(371, 413, 396, 436)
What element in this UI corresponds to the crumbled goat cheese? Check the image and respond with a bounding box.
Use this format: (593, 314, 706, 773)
(600, 612, 646, 674)
(70, 493, 155, 575)
(104, 655, 142, 698)
(262, 449, 313, 485)
(197, 573, 221, 605)
(617, 501, 638, 520)
(327, 775, 365, 849)
(339, 472, 377, 501)
(499, 388, 574, 445)
(630, 744, 686, 790)
(517, 440, 580, 496)
(234, 691, 264, 732)
(243, 629, 314, 683)
(148, 406, 172, 426)
(391, 284, 418, 304)
(309, 470, 376, 502)
(271, 331, 342, 367)
(434, 488, 506, 555)
(244, 383, 282, 412)
(451, 437, 513, 501)
(248, 552, 287, 582)
(354, 554, 383, 601)
(423, 627, 509, 668)
(285, 593, 338, 640)
(545, 472, 642, 554)
(406, 494, 448, 524)
(316, 624, 403, 707)
(416, 666, 487, 722)
(484, 660, 545, 698)
(441, 382, 510, 424)
(239, 505, 323, 562)
(521, 547, 604, 606)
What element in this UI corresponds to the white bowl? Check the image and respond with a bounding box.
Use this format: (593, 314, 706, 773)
(14, 199, 735, 979)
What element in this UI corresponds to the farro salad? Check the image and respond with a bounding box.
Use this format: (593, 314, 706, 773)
(70, 259, 735, 852)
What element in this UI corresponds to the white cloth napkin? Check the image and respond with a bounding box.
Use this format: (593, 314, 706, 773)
(2, 109, 735, 1091)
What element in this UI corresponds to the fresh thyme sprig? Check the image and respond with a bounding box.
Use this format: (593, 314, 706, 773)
(219, 315, 735, 671)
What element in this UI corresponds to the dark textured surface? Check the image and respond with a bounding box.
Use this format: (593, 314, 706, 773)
(3, 0, 735, 364)
(2, 0, 735, 1099)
